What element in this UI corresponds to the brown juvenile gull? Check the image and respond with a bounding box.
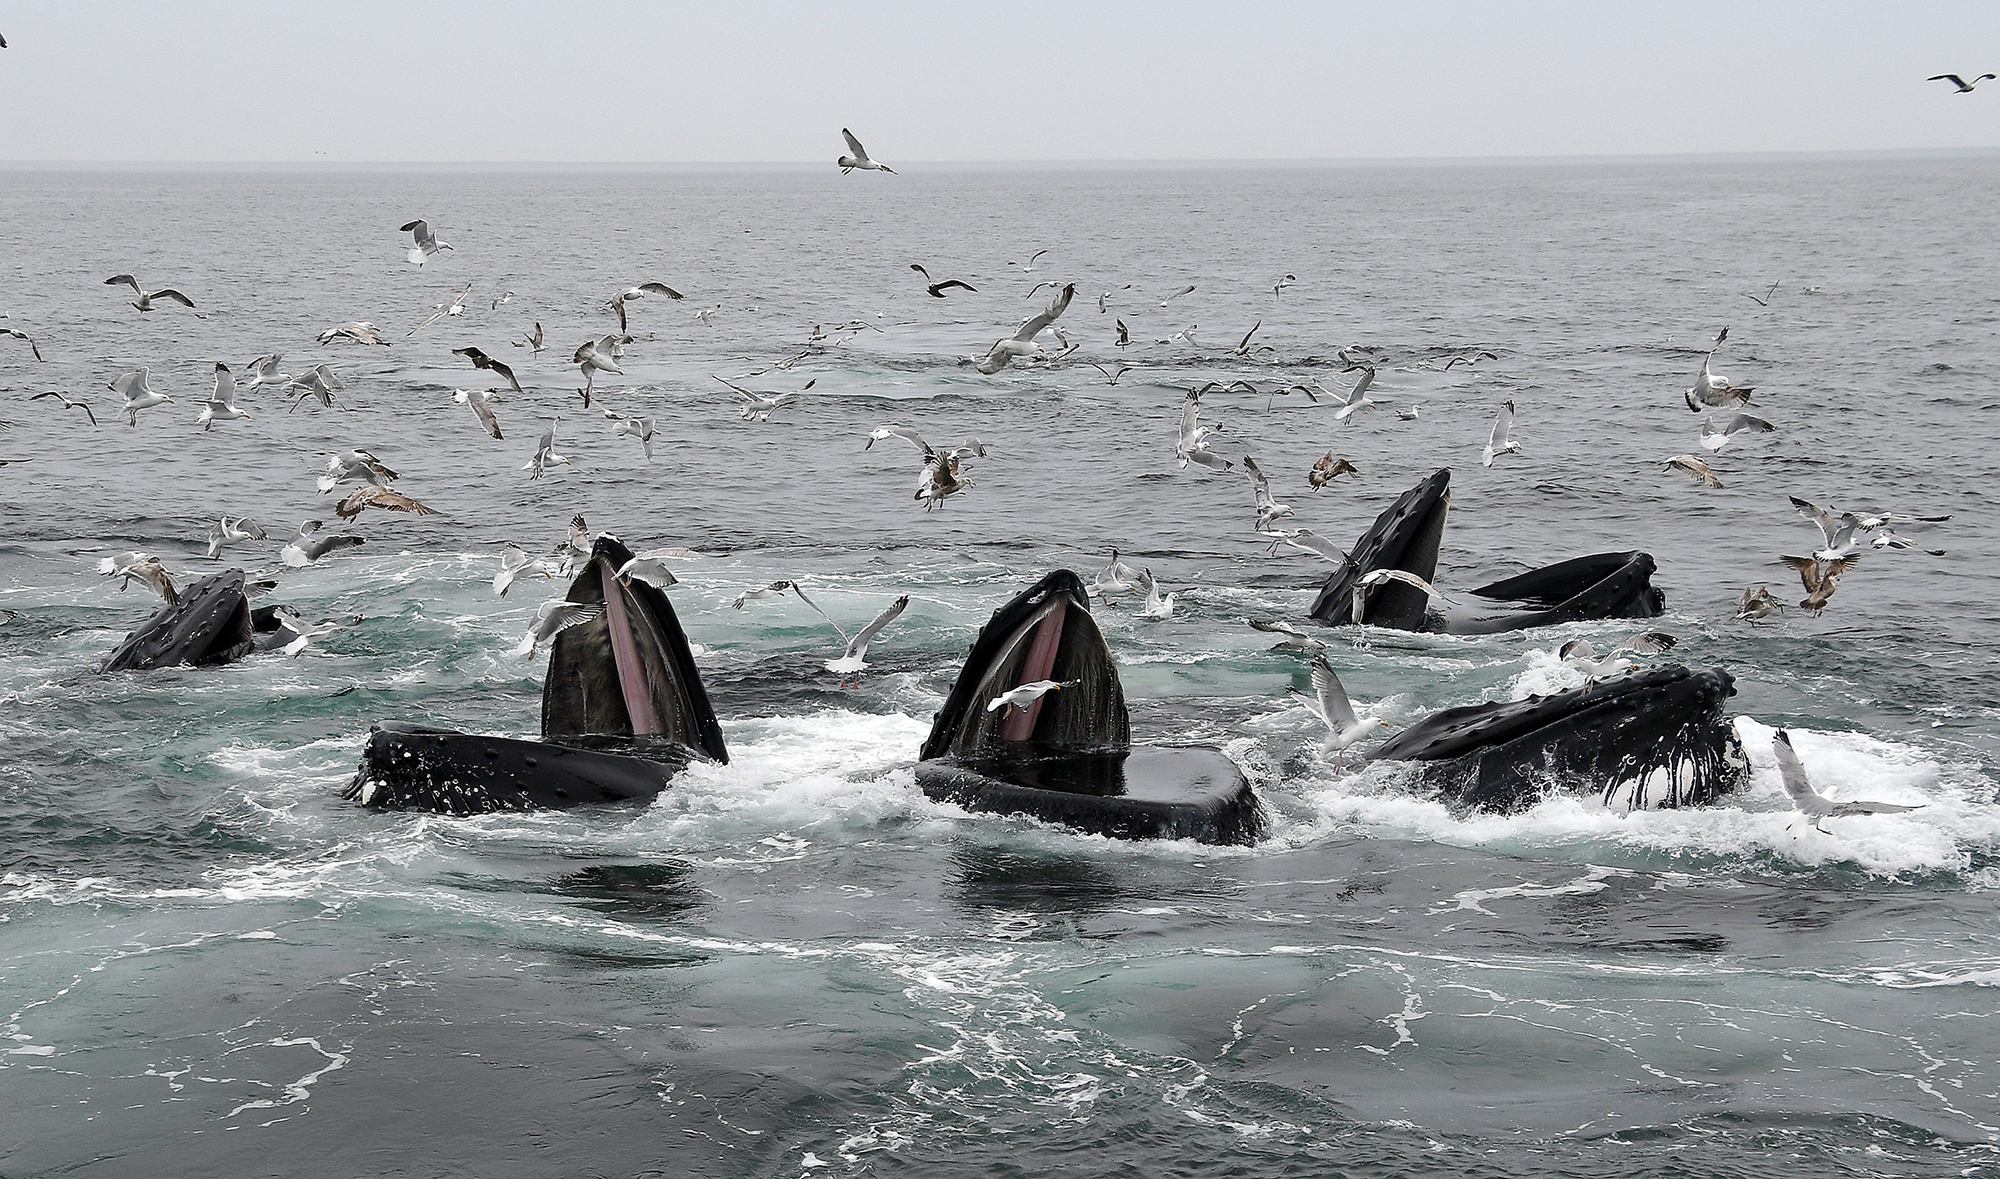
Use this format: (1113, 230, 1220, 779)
(335, 485, 440, 520)
(453, 346, 523, 395)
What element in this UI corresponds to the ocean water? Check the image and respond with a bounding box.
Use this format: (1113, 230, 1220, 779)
(2, 157, 1998, 1177)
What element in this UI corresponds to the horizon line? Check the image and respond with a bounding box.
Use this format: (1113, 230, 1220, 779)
(1, 145, 1997, 173)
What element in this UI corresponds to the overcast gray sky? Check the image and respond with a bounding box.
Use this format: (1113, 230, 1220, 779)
(2, 0, 1996, 164)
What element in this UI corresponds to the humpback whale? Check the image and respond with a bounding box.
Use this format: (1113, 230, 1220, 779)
(345, 534, 726, 814)
(1372, 663, 1746, 812)
(916, 570, 1263, 845)
(100, 568, 255, 671)
(1307, 468, 1664, 633)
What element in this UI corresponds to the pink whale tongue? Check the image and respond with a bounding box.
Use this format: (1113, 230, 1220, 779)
(999, 598, 1067, 742)
(598, 560, 664, 736)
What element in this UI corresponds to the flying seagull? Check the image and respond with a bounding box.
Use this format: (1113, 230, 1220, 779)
(104, 274, 198, 314)
(607, 282, 682, 332)
(1685, 326, 1753, 412)
(401, 219, 452, 265)
(204, 515, 266, 560)
(1664, 453, 1724, 488)
(30, 390, 95, 426)
(280, 519, 364, 567)
(824, 595, 910, 685)
(1771, 729, 1922, 831)
(1928, 73, 1996, 92)
(976, 282, 1074, 374)
(335, 485, 440, 520)
(1309, 451, 1357, 490)
(1699, 412, 1774, 452)
(2, 324, 43, 361)
(452, 346, 524, 395)
(837, 128, 896, 174)
(197, 363, 249, 431)
(514, 600, 606, 657)
(111, 367, 174, 426)
(1242, 456, 1293, 532)
(1289, 653, 1384, 772)
(1558, 631, 1676, 680)
(317, 322, 388, 346)
(454, 387, 503, 439)
(910, 264, 976, 298)
(986, 679, 1080, 713)
(1481, 400, 1521, 467)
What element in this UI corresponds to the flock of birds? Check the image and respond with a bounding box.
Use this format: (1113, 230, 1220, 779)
(2, 124, 1960, 827)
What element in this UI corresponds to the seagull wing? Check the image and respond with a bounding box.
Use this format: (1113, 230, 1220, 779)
(638, 282, 683, 299)
(1612, 630, 1677, 655)
(784, 582, 849, 641)
(1243, 456, 1275, 509)
(842, 594, 909, 659)
(104, 274, 141, 295)
(1309, 654, 1360, 728)
(842, 128, 868, 158)
(1010, 283, 1075, 342)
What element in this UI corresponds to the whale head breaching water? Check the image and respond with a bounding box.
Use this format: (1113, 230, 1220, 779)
(1372, 663, 1747, 813)
(915, 570, 1261, 845)
(346, 533, 727, 814)
(1308, 467, 1664, 634)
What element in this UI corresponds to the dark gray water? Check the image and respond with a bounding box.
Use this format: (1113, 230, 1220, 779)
(2, 159, 1998, 1177)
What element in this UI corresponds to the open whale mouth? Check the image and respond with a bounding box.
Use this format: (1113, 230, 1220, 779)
(918, 570, 1128, 760)
(541, 535, 727, 761)
(346, 533, 724, 813)
(1308, 467, 1450, 628)
(100, 569, 254, 672)
(1372, 663, 1745, 812)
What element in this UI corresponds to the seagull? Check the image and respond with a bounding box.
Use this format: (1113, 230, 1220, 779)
(1869, 528, 1947, 556)
(454, 387, 503, 439)
(1096, 285, 1131, 313)
(1272, 273, 1298, 296)
(1088, 361, 1131, 385)
(335, 485, 440, 520)
(910, 264, 976, 297)
(716, 375, 813, 421)
(242, 354, 290, 390)
(1136, 568, 1177, 618)
(1665, 453, 1723, 488)
(1685, 327, 1753, 412)
(1175, 386, 1232, 471)
(197, 363, 249, 431)
(493, 545, 556, 596)
(514, 600, 606, 656)
(1928, 73, 1996, 92)
(516, 322, 545, 353)
(316, 322, 388, 346)
(30, 390, 96, 426)
(1442, 350, 1499, 370)
(1091, 549, 1144, 599)
(1743, 279, 1783, 308)
(1275, 528, 1350, 568)
(1351, 568, 1453, 625)
(976, 282, 1074, 373)
(98, 552, 179, 603)
(490, 289, 514, 310)
(318, 449, 397, 493)
(1114, 319, 1131, 347)
(836, 128, 896, 175)
(286, 363, 344, 412)
(1289, 653, 1384, 772)
(730, 580, 829, 617)
(607, 282, 683, 332)
(1309, 451, 1357, 490)
(525, 420, 570, 480)
(985, 679, 1080, 713)
(1482, 400, 1521, 467)
(1331, 367, 1382, 422)
(1779, 552, 1859, 615)
(1242, 456, 1293, 531)
(1699, 412, 1774, 452)
(407, 282, 474, 334)
(1790, 496, 1864, 561)
(1007, 249, 1049, 271)
(1157, 284, 1196, 307)
(573, 334, 629, 404)
(1734, 584, 1778, 622)
(613, 553, 679, 589)
(1250, 618, 1328, 651)
(1232, 320, 1272, 357)
(610, 413, 656, 459)
(824, 595, 910, 685)
(453, 345, 523, 395)
(400, 219, 452, 265)
(111, 368, 174, 426)
(1161, 324, 1200, 349)
(2, 324, 44, 361)
(1396, 405, 1421, 421)
(553, 514, 593, 576)
(279, 519, 364, 567)
(1558, 631, 1676, 680)
(1771, 729, 1923, 831)
(104, 274, 198, 313)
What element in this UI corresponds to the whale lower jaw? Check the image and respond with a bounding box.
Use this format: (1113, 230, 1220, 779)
(917, 744, 1264, 846)
(1372, 664, 1745, 812)
(344, 723, 695, 814)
